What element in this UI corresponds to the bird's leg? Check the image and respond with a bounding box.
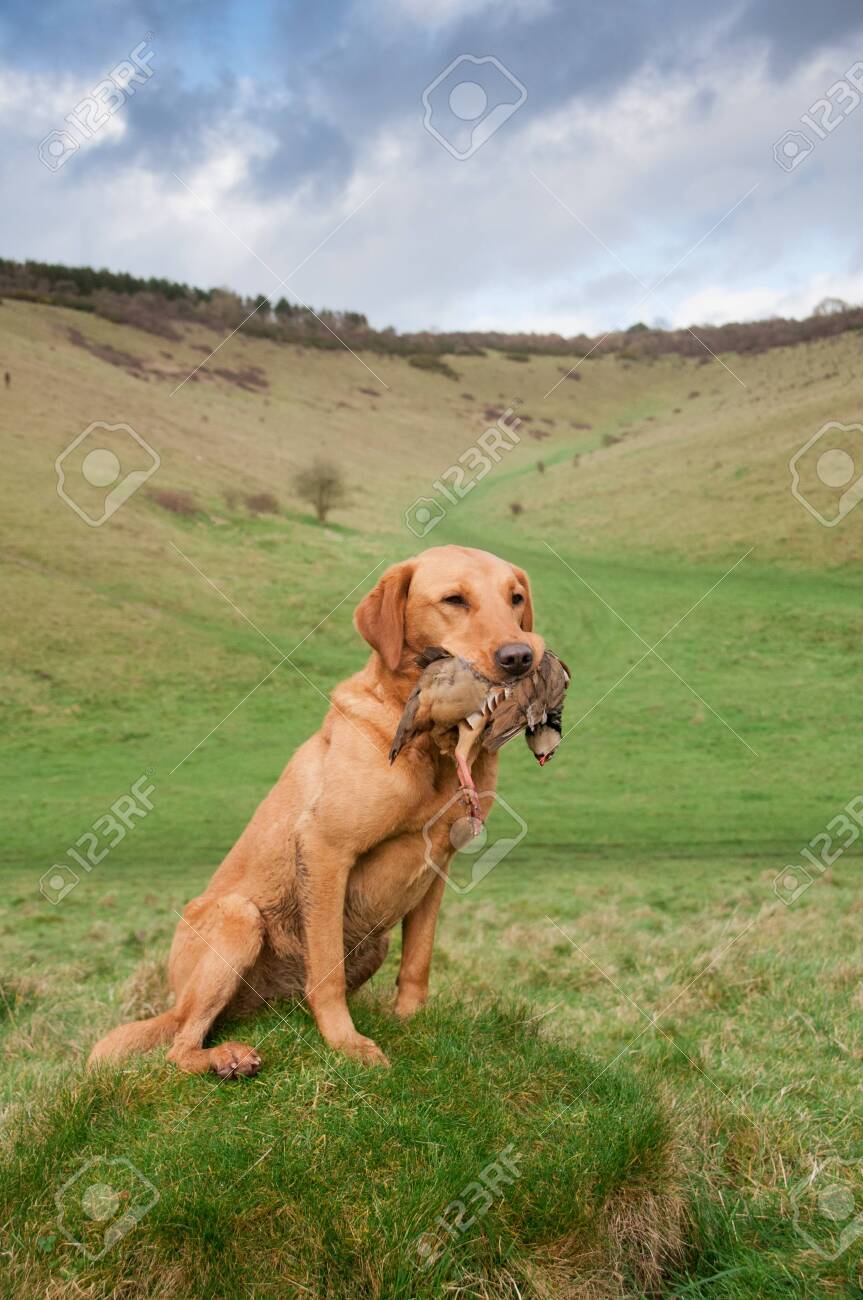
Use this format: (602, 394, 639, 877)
(454, 726, 482, 823)
(454, 751, 482, 821)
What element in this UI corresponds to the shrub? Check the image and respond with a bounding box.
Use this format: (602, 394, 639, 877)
(148, 489, 199, 517)
(245, 492, 279, 515)
(293, 458, 348, 523)
(407, 354, 459, 381)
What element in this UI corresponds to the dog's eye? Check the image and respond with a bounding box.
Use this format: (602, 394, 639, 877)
(512, 593, 525, 606)
(442, 594, 468, 608)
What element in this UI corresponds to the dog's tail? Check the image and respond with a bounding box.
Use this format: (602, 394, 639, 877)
(88, 1009, 178, 1068)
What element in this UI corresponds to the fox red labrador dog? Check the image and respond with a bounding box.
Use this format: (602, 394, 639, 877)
(89, 545, 544, 1075)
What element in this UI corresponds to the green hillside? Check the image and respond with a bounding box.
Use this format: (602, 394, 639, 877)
(2, 297, 862, 1296)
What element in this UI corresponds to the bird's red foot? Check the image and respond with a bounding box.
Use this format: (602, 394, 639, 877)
(459, 784, 482, 822)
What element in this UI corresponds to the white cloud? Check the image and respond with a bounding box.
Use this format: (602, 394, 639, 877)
(2, 35, 862, 335)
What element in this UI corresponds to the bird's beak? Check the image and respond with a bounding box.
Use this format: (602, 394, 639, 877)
(537, 754, 550, 767)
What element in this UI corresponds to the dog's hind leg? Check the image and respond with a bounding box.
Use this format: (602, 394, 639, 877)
(165, 893, 267, 1077)
(89, 892, 266, 1078)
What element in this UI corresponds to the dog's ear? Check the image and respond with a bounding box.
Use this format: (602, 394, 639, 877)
(511, 566, 534, 632)
(354, 561, 415, 671)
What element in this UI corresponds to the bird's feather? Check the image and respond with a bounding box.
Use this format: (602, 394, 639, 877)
(390, 646, 569, 764)
(389, 650, 490, 762)
(416, 645, 452, 668)
(482, 650, 570, 754)
(388, 683, 424, 763)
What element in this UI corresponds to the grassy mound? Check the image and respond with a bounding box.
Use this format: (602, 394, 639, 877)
(1, 1001, 684, 1298)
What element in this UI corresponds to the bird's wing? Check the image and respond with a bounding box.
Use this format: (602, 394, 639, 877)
(482, 674, 534, 752)
(544, 651, 571, 714)
(389, 682, 426, 762)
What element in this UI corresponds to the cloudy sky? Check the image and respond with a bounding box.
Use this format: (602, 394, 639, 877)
(3, 0, 863, 334)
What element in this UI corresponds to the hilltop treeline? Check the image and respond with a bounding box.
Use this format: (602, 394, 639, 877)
(1, 256, 861, 361)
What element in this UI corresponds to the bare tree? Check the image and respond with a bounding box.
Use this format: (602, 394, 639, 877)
(293, 458, 348, 524)
(813, 296, 850, 317)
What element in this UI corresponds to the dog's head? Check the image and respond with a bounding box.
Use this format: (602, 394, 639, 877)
(354, 545, 544, 682)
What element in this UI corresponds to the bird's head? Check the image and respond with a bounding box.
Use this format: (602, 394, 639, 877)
(526, 724, 561, 766)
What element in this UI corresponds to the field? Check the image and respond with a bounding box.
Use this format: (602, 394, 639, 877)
(1, 298, 862, 1296)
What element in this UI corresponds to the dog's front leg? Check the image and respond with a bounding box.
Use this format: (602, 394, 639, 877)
(395, 868, 448, 1018)
(298, 821, 389, 1067)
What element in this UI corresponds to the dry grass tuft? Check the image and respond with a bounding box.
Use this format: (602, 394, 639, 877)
(120, 958, 170, 1021)
(519, 1172, 689, 1299)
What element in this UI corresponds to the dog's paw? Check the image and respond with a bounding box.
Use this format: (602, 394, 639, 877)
(210, 1041, 262, 1079)
(338, 1033, 390, 1068)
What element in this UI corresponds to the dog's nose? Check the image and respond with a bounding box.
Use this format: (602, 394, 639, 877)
(495, 642, 533, 676)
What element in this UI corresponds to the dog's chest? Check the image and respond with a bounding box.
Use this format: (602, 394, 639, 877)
(345, 753, 498, 932)
(346, 828, 438, 932)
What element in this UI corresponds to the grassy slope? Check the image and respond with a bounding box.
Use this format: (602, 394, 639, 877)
(1, 299, 862, 1296)
(2, 1001, 682, 1298)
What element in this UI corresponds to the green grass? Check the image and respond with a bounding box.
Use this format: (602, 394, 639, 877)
(2, 300, 863, 1296)
(1, 1000, 683, 1297)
